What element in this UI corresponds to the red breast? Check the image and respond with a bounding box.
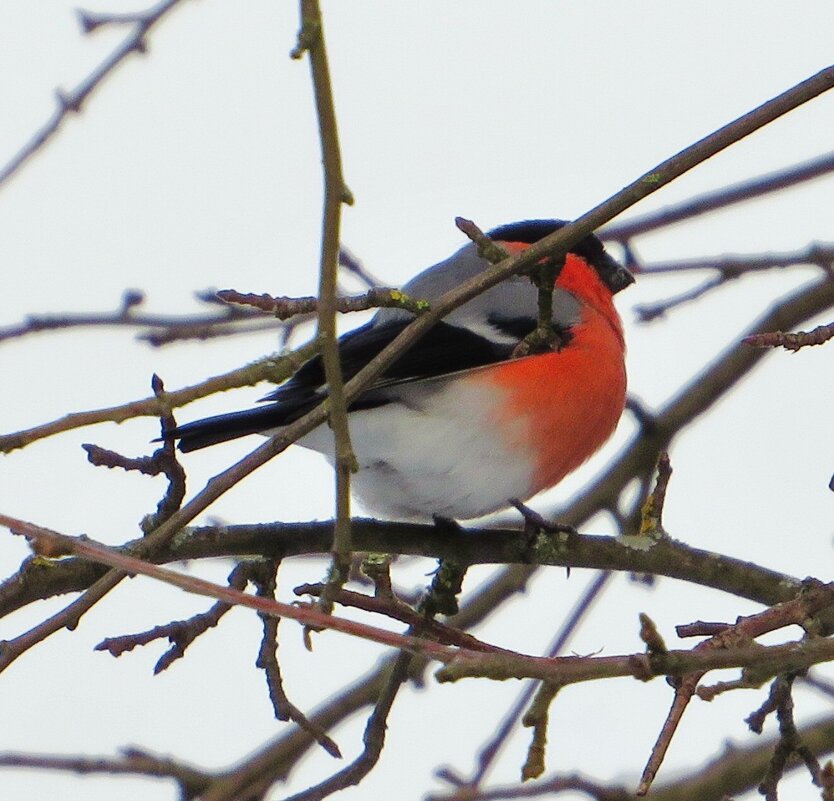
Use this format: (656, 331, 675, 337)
(467, 251, 627, 495)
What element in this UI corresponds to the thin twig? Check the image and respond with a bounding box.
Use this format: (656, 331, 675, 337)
(635, 243, 834, 276)
(0, 0, 190, 190)
(216, 287, 429, 318)
(455, 217, 510, 264)
(633, 243, 834, 321)
(754, 674, 823, 800)
(743, 321, 834, 351)
(0, 338, 319, 453)
(277, 652, 413, 801)
(294, 583, 506, 653)
(338, 246, 384, 289)
(638, 453, 672, 537)
(293, 0, 357, 593)
(635, 274, 730, 322)
(0, 747, 211, 798)
(459, 571, 613, 789)
(0, 289, 270, 345)
(251, 560, 342, 758)
(270, 561, 471, 801)
(600, 149, 834, 242)
(95, 561, 251, 673)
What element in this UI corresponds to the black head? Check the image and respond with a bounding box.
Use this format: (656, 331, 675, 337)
(487, 219, 635, 294)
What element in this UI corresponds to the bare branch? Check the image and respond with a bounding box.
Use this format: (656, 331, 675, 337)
(0, 339, 319, 452)
(95, 561, 252, 673)
(251, 560, 342, 759)
(0, 289, 273, 346)
(5, 515, 459, 659)
(635, 274, 731, 322)
(632, 243, 834, 321)
(458, 572, 613, 790)
(292, 0, 357, 591)
(0, 518, 804, 618)
(744, 320, 834, 351)
(338, 246, 384, 289)
(295, 583, 506, 653)
(0, 747, 211, 798)
(636, 243, 834, 276)
(753, 674, 822, 800)
(600, 150, 834, 242)
(0, 0, 191, 190)
(5, 272, 834, 622)
(429, 716, 834, 801)
(215, 287, 430, 318)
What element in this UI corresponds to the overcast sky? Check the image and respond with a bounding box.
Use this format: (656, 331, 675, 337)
(1, 3, 834, 800)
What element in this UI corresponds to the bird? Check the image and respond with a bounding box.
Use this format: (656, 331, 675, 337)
(165, 220, 634, 521)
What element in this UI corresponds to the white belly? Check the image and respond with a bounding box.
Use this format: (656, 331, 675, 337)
(296, 379, 535, 521)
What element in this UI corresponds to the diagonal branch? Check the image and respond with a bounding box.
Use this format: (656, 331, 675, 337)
(0, 0, 191, 190)
(600, 149, 834, 242)
(0, 339, 319, 453)
(431, 716, 834, 801)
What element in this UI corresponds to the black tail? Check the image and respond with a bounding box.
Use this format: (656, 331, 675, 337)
(163, 406, 289, 453)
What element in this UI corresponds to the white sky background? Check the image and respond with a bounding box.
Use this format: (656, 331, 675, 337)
(1, 2, 833, 800)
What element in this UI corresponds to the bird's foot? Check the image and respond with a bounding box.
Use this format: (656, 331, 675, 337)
(509, 498, 577, 537)
(431, 514, 465, 535)
(625, 395, 659, 436)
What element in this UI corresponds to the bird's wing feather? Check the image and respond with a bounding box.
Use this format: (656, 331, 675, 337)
(261, 315, 544, 407)
(169, 315, 544, 452)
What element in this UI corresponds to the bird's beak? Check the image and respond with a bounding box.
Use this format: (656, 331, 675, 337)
(612, 265, 636, 294)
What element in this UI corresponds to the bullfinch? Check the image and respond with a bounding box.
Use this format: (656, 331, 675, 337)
(166, 220, 634, 521)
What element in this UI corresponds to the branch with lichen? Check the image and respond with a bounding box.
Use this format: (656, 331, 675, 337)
(215, 286, 429, 317)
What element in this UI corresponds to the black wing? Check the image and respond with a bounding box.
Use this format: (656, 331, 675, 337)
(168, 315, 549, 452)
(263, 316, 540, 408)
